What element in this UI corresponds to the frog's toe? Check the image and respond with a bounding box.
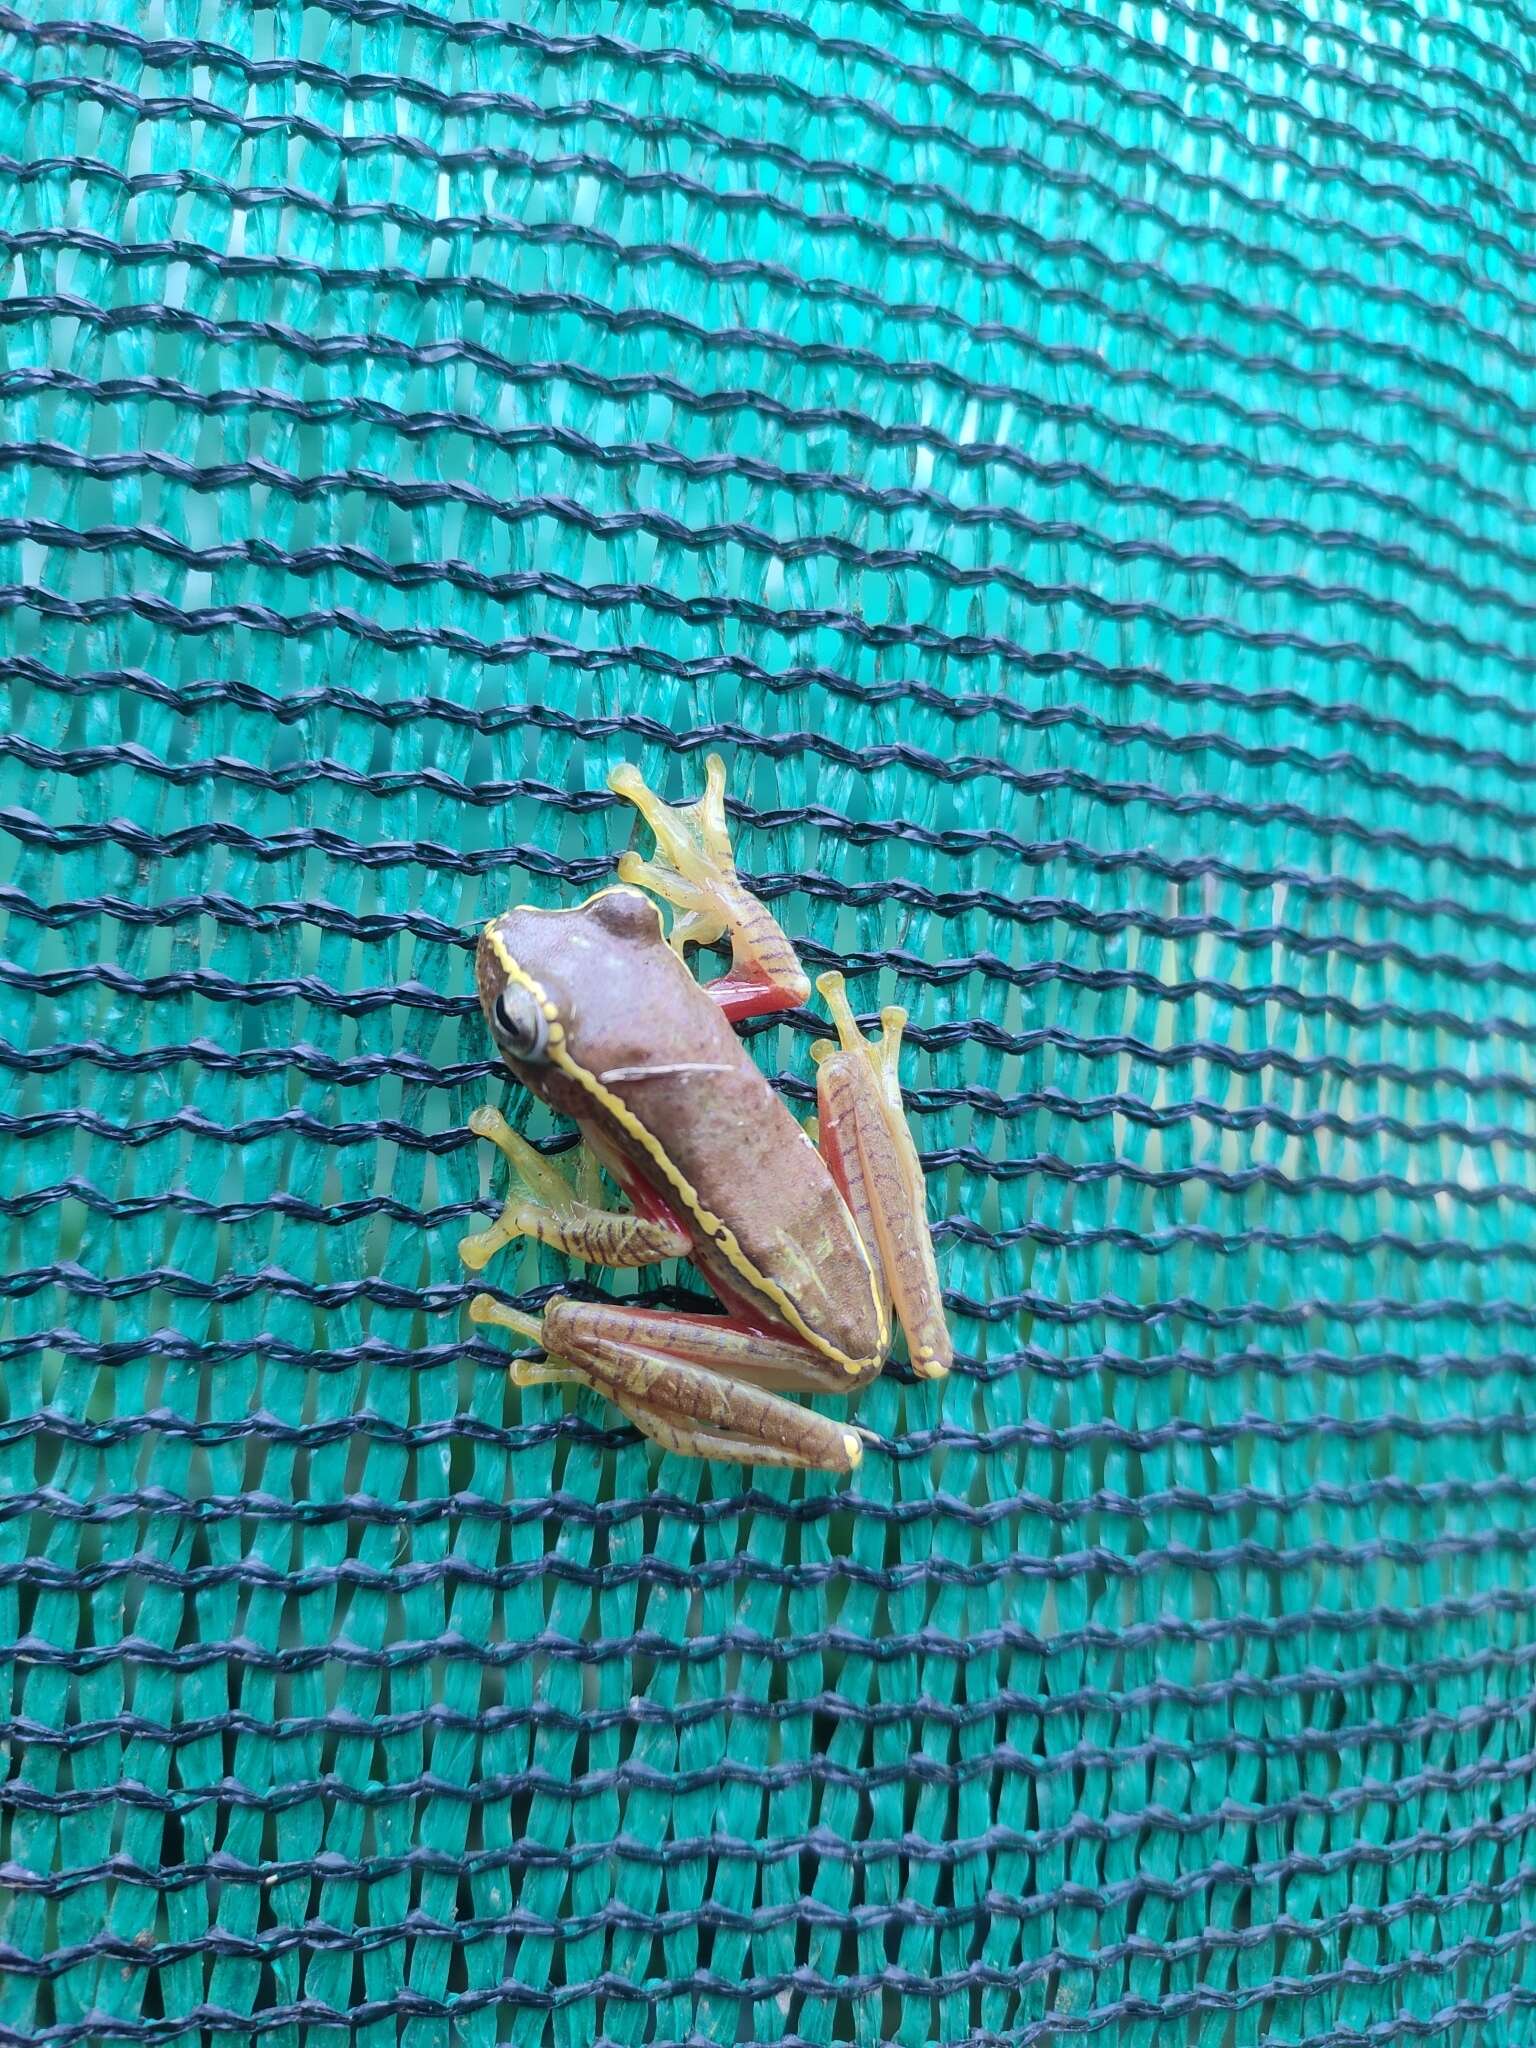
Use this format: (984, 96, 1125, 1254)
(610, 754, 738, 889)
(609, 756, 718, 866)
(468, 1292, 544, 1342)
(458, 1222, 511, 1272)
(614, 850, 730, 954)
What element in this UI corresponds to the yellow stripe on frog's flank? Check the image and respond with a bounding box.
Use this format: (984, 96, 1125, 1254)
(481, 916, 886, 1378)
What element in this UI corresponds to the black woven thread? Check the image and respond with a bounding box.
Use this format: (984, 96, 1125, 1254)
(5, 9, 1535, 2045)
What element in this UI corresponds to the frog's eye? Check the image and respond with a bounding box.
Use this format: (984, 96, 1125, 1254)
(489, 984, 550, 1063)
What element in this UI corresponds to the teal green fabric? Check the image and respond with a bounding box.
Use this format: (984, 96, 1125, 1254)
(2, 3, 1534, 2043)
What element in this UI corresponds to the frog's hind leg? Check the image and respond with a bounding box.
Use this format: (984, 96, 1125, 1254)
(611, 1387, 860, 1472)
(812, 974, 952, 1380)
(473, 1294, 864, 1472)
(548, 1298, 865, 1471)
(458, 1105, 691, 1273)
(608, 752, 810, 1020)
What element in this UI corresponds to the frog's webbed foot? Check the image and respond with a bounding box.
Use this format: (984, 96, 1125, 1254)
(812, 974, 953, 1380)
(608, 752, 810, 1018)
(458, 1105, 689, 1274)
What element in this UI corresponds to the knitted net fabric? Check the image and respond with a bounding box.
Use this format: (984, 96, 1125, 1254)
(2, 5, 1532, 2045)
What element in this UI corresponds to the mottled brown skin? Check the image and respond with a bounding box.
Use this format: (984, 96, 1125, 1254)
(477, 889, 886, 1374)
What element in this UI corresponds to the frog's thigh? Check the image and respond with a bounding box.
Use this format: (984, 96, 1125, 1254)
(815, 1050, 951, 1379)
(543, 1297, 866, 1395)
(540, 1300, 864, 1472)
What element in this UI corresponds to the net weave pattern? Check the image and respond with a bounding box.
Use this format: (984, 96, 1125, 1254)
(1, 2, 1534, 2043)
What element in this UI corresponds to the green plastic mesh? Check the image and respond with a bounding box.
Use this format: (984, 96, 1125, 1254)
(3, 2, 1535, 2042)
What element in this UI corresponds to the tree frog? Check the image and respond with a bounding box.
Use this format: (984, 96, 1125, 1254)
(461, 755, 951, 1473)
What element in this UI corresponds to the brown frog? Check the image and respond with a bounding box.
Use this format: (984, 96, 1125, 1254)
(462, 755, 951, 1472)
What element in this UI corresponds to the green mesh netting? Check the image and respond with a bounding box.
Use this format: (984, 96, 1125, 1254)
(3, 2, 1535, 2043)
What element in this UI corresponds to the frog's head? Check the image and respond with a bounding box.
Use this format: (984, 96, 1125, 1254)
(474, 886, 669, 1096)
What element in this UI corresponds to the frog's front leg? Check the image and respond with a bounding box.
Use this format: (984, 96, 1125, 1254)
(608, 752, 811, 1019)
(812, 973, 953, 1380)
(458, 1104, 690, 1272)
(469, 1295, 866, 1473)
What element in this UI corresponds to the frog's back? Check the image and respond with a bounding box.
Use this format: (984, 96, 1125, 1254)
(487, 888, 885, 1368)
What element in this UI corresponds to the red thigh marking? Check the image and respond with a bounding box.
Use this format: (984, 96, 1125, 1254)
(705, 972, 802, 1023)
(815, 1111, 859, 1216)
(600, 1156, 692, 1240)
